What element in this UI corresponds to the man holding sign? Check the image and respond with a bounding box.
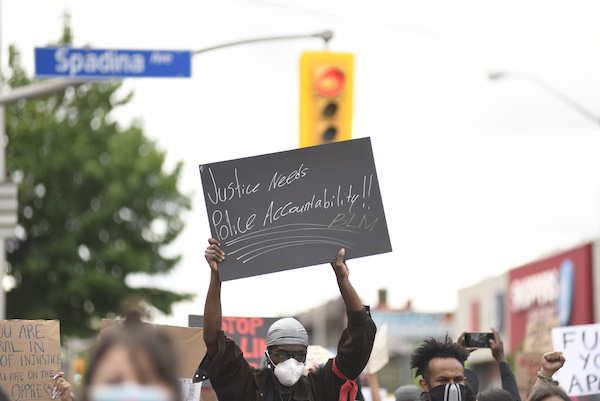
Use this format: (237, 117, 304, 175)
(195, 238, 376, 401)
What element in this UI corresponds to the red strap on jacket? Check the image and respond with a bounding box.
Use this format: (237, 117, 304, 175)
(332, 357, 358, 401)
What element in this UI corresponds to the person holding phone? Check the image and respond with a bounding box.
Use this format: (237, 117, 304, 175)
(457, 328, 520, 401)
(195, 238, 376, 401)
(410, 335, 470, 401)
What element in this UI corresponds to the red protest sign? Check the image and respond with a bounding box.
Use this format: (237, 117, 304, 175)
(189, 316, 278, 368)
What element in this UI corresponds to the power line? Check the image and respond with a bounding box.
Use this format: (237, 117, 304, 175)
(226, 0, 453, 38)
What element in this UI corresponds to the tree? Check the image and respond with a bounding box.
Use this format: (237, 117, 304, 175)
(4, 17, 192, 338)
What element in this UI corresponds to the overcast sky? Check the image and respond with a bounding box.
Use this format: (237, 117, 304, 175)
(3, 0, 600, 326)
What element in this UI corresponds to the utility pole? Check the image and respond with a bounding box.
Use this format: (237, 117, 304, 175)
(0, 71, 89, 321)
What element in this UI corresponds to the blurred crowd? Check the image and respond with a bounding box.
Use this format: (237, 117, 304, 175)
(5, 239, 575, 401)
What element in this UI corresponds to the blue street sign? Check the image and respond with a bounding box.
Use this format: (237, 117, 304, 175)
(35, 47, 191, 78)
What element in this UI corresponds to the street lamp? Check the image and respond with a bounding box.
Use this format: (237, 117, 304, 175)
(488, 71, 600, 125)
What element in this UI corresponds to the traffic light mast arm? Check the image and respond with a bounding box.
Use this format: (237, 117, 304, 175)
(0, 78, 91, 105)
(193, 30, 332, 55)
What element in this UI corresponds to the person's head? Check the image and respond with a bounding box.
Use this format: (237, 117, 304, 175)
(464, 369, 479, 395)
(410, 335, 470, 401)
(477, 389, 516, 401)
(527, 386, 570, 401)
(263, 318, 309, 387)
(84, 311, 180, 401)
(394, 384, 422, 401)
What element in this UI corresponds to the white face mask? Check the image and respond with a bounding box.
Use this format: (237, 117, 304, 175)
(267, 352, 306, 387)
(88, 383, 172, 401)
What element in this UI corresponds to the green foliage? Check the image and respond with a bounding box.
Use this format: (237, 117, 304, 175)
(4, 42, 192, 338)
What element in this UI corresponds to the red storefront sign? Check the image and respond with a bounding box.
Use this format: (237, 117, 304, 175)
(508, 243, 594, 353)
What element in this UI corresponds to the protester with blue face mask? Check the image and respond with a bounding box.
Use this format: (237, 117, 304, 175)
(195, 238, 376, 401)
(410, 336, 470, 401)
(84, 311, 180, 401)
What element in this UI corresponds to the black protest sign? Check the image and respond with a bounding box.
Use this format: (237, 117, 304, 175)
(189, 315, 279, 368)
(199, 137, 392, 281)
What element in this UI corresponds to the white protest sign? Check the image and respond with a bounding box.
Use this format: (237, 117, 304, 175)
(551, 323, 600, 396)
(367, 322, 388, 374)
(178, 378, 201, 401)
(306, 345, 335, 366)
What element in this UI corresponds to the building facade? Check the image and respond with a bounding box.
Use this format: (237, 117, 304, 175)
(456, 241, 598, 394)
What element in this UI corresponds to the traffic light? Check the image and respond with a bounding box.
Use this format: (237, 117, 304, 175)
(71, 358, 86, 386)
(299, 51, 353, 148)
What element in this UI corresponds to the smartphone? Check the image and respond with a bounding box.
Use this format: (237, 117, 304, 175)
(464, 332, 494, 348)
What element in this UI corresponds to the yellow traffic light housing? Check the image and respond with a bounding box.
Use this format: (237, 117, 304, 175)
(300, 51, 354, 148)
(71, 358, 86, 386)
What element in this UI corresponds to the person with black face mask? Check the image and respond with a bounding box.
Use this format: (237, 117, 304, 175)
(195, 238, 376, 401)
(410, 336, 471, 401)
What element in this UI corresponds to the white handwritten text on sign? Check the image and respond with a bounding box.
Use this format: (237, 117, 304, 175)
(199, 138, 392, 281)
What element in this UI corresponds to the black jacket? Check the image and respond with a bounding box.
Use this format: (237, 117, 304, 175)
(195, 307, 376, 401)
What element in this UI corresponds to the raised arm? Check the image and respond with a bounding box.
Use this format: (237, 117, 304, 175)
(330, 248, 376, 381)
(366, 372, 382, 401)
(331, 248, 362, 311)
(532, 351, 565, 389)
(490, 327, 521, 401)
(490, 327, 507, 364)
(203, 238, 225, 359)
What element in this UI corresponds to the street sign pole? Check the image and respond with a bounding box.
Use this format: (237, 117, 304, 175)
(1, 2, 6, 319)
(0, 75, 90, 320)
(1, 0, 6, 319)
